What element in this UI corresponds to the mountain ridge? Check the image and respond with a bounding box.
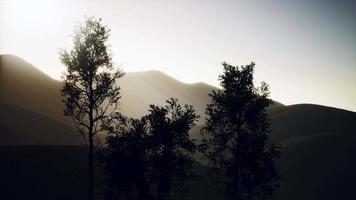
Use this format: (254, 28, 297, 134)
(4, 54, 355, 113)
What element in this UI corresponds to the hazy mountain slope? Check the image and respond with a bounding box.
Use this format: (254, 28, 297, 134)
(119, 70, 216, 119)
(189, 104, 356, 200)
(267, 104, 356, 200)
(0, 104, 81, 145)
(0, 54, 69, 124)
(0, 54, 280, 125)
(269, 104, 356, 143)
(277, 129, 356, 200)
(0, 55, 217, 123)
(0, 54, 217, 145)
(120, 71, 285, 121)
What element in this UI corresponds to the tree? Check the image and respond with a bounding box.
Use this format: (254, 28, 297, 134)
(200, 62, 280, 200)
(59, 17, 123, 200)
(99, 113, 154, 200)
(148, 98, 198, 200)
(100, 98, 198, 200)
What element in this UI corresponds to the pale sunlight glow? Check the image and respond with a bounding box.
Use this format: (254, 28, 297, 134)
(1, 0, 82, 79)
(4, 0, 63, 36)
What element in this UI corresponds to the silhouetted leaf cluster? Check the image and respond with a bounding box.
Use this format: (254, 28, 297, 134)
(60, 17, 123, 139)
(200, 62, 280, 200)
(99, 98, 199, 200)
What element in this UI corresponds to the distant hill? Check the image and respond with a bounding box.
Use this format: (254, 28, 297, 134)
(269, 104, 356, 143)
(0, 54, 219, 145)
(189, 104, 356, 200)
(269, 104, 356, 200)
(120, 70, 217, 119)
(0, 54, 69, 124)
(0, 54, 218, 124)
(0, 104, 81, 145)
(0, 54, 282, 123)
(0, 54, 356, 200)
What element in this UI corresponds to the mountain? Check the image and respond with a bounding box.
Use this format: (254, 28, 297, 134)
(0, 104, 81, 145)
(269, 104, 356, 143)
(0, 54, 69, 124)
(269, 104, 356, 200)
(0, 55, 81, 145)
(119, 70, 217, 119)
(1, 54, 356, 200)
(0, 54, 215, 123)
(188, 104, 356, 200)
(0, 54, 217, 145)
(0, 54, 280, 123)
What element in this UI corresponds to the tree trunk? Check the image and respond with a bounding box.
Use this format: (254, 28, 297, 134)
(88, 78, 94, 200)
(88, 126, 94, 200)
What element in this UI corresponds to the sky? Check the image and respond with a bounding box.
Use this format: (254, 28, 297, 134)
(1, 0, 355, 111)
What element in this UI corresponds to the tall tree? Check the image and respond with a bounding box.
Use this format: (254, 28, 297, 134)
(148, 98, 198, 200)
(100, 98, 198, 200)
(201, 62, 280, 200)
(59, 17, 123, 200)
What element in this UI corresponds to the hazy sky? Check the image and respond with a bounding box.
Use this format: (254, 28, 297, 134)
(1, 0, 355, 111)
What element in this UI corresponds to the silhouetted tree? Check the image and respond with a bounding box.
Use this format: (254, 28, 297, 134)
(148, 98, 198, 200)
(200, 62, 280, 200)
(59, 17, 123, 200)
(99, 113, 154, 200)
(100, 98, 198, 200)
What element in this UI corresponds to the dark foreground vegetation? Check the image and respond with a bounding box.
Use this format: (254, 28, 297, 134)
(1, 135, 355, 200)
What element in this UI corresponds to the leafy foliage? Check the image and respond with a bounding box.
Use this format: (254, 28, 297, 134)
(59, 17, 123, 139)
(100, 98, 199, 200)
(99, 114, 151, 200)
(201, 62, 280, 200)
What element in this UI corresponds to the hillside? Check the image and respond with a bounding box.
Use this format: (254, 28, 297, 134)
(0, 54, 281, 123)
(0, 54, 69, 124)
(269, 104, 356, 200)
(0, 54, 216, 124)
(189, 104, 356, 200)
(119, 70, 216, 119)
(0, 104, 81, 145)
(269, 104, 356, 143)
(0, 54, 218, 145)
